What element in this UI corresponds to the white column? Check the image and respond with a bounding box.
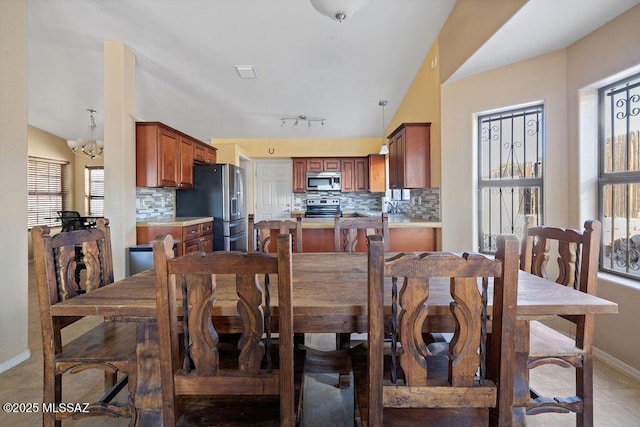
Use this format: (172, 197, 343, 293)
(0, 0, 29, 371)
(103, 42, 136, 281)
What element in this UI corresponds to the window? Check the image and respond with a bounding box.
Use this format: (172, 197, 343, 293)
(477, 105, 544, 253)
(599, 73, 640, 279)
(85, 166, 104, 216)
(28, 157, 70, 229)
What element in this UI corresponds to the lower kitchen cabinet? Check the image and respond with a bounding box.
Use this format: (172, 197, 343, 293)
(299, 226, 436, 252)
(136, 221, 213, 256)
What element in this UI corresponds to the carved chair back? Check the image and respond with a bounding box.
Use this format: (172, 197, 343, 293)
(33, 218, 114, 318)
(32, 218, 135, 424)
(334, 213, 389, 252)
(520, 216, 601, 297)
(153, 233, 295, 426)
(519, 216, 602, 423)
(248, 213, 303, 253)
(361, 234, 519, 426)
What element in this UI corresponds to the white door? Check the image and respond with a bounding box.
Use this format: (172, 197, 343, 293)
(254, 159, 293, 221)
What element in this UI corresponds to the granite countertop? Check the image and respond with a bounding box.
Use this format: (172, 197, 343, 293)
(136, 217, 214, 227)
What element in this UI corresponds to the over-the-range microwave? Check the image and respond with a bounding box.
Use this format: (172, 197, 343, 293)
(306, 171, 341, 191)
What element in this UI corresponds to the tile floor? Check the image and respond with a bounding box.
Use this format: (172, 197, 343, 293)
(1, 265, 639, 426)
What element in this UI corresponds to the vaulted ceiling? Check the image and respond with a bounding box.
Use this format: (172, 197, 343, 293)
(27, 0, 640, 143)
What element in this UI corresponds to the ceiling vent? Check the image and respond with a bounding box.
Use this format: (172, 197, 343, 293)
(235, 65, 257, 79)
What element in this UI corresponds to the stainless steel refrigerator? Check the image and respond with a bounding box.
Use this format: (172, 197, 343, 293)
(176, 164, 247, 251)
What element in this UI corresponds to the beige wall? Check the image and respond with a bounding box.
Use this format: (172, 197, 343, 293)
(441, 50, 568, 250)
(565, 4, 640, 374)
(441, 5, 640, 373)
(211, 137, 381, 160)
(0, 0, 28, 371)
(388, 42, 442, 188)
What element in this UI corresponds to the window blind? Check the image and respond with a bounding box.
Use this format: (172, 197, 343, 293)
(28, 157, 70, 229)
(85, 166, 104, 216)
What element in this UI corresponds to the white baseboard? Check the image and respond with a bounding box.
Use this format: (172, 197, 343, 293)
(593, 347, 640, 382)
(0, 349, 31, 374)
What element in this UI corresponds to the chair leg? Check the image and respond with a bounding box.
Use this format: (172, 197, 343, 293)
(43, 371, 62, 427)
(105, 371, 118, 392)
(336, 333, 351, 388)
(577, 356, 594, 427)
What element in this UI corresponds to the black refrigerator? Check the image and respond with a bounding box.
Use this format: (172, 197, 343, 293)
(176, 164, 247, 251)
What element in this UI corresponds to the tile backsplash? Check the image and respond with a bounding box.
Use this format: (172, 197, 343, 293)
(294, 187, 441, 221)
(394, 188, 440, 221)
(294, 191, 384, 212)
(136, 186, 441, 222)
(136, 187, 175, 220)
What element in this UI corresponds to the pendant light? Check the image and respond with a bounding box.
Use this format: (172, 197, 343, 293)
(378, 100, 389, 155)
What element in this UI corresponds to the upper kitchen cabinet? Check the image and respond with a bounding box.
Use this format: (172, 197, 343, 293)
(388, 123, 431, 189)
(342, 158, 369, 193)
(136, 122, 179, 188)
(136, 122, 212, 188)
(368, 154, 385, 193)
(293, 159, 307, 193)
(193, 141, 217, 165)
(177, 136, 194, 189)
(306, 158, 341, 172)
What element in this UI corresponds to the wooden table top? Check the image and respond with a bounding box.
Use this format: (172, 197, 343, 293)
(51, 252, 618, 332)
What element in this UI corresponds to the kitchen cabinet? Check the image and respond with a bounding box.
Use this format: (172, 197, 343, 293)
(299, 226, 436, 252)
(341, 159, 355, 192)
(136, 123, 178, 187)
(306, 158, 341, 172)
(293, 156, 382, 193)
(136, 121, 209, 188)
(136, 220, 213, 256)
(368, 154, 385, 193)
(293, 159, 307, 193)
(341, 158, 369, 193)
(355, 157, 369, 192)
(177, 136, 194, 189)
(388, 122, 431, 189)
(193, 141, 217, 165)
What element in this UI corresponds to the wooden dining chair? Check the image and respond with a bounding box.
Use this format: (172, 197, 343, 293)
(520, 216, 602, 426)
(352, 234, 520, 426)
(248, 213, 303, 253)
(329, 213, 390, 387)
(153, 232, 298, 426)
(31, 218, 136, 427)
(334, 213, 389, 252)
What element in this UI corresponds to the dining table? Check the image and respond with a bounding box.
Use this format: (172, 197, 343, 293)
(50, 252, 618, 426)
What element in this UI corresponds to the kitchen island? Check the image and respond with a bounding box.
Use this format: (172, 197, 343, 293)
(289, 213, 441, 252)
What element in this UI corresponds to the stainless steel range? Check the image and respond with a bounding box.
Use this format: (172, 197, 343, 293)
(306, 198, 341, 218)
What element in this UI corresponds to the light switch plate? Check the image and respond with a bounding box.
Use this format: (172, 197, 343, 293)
(392, 189, 401, 200)
(402, 189, 410, 200)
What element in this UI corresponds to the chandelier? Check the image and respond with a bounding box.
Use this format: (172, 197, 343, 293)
(280, 115, 325, 128)
(66, 109, 104, 159)
(309, 0, 371, 23)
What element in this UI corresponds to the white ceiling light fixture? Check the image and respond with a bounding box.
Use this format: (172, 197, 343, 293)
(66, 109, 103, 160)
(280, 115, 325, 129)
(309, 0, 371, 23)
(378, 100, 389, 155)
